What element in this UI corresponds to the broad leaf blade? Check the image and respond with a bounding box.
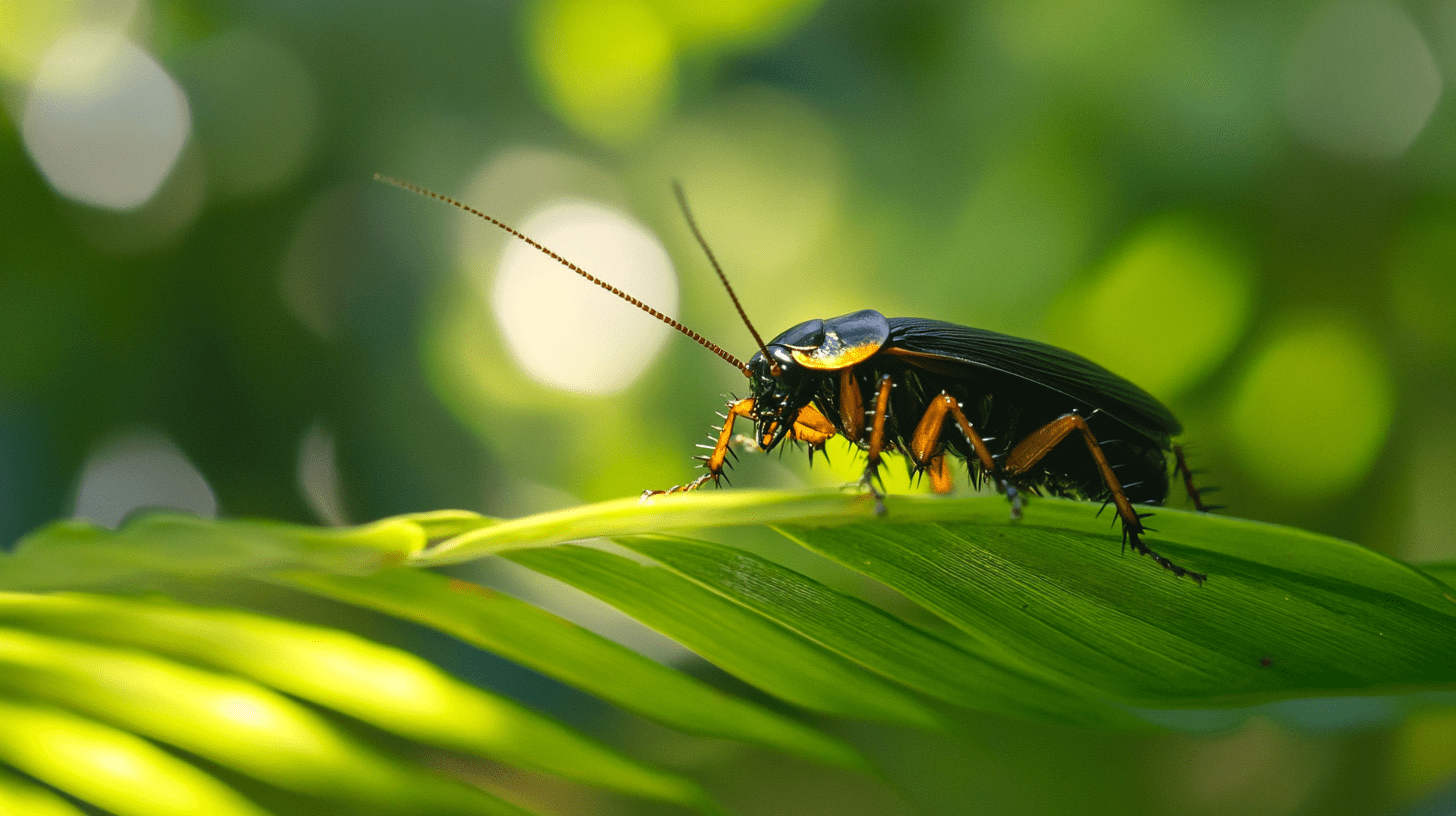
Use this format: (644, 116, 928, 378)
(413, 490, 1456, 706)
(504, 545, 944, 728)
(282, 568, 867, 770)
(775, 501, 1456, 705)
(614, 534, 1137, 727)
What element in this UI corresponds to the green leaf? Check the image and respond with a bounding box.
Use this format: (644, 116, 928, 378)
(613, 534, 1137, 727)
(414, 490, 1456, 705)
(0, 765, 88, 816)
(0, 625, 469, 805)
(772, 497, 1456, 705)
(0, 591, 708, 811)
(0, 696, 271, 816)
(0, 514, 426, 590)
(282, 568, 868, 770)
(412, 491, 880, 564)
(1417, 561, 1456, 591)
(504, 544, 945, 728)
(4, 488, 1449, 816)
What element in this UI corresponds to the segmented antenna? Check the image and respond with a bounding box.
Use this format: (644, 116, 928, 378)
(672, 182, 780, 377)
(375, 173, 748, 375)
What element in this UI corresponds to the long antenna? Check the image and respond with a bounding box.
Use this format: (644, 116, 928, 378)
(375, 173, 748, 375)
(672, 182, 780, 377)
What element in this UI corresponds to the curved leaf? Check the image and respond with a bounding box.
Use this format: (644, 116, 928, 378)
(0, 591, 708, 810)
(1, 514, 425, 590)
(413, 491, 877, 564)
(415, 490, 1456, 705)
(613, 534, 1137, 726)
(0, 766, 88, 816)
(773, 499, 1456, 705)
(282, 569, 867, 770)
(0, 625, 466, 803)
(504, 545, 945, 728)
(0, 697, 270, 816)
(1417, 561, 1456, 591)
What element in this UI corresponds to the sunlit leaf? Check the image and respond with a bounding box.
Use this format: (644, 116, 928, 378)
(0, 697, 269, 816)
(0, 514, 426, 590)
(772, 498, 1456, 705)
(613, 534, 1136, 726)
(416, 490, 1456, 705)
(506, 544, 944, 728)
(283, 568, 868, 769)
(0, 592, 710, 811)
(0, 765, 88, 816)
(0, 626, 468, 804)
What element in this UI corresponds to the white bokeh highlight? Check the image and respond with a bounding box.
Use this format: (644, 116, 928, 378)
(72, 429, 217, 528)
(489, 202, 678, 395)
(1284, 1, 1443, 161)
(296, 421, 347, 526)
(22, 29, 191, 209)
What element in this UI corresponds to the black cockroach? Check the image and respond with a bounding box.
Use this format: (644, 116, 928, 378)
(376, 174, 1215, 583)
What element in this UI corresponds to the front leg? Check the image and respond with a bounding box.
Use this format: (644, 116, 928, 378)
(643, 398, 755, 497)
(643, 400, 839, 497)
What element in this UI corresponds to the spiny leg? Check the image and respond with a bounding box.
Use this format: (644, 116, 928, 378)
(1173, 444, 1223, 513)
(907, 392, 1003, 496)
(643, 399, 839, 498)
(1004, 414, 1206, 583)
(643, 397, 755, 497)
(861, 373, 894, 514)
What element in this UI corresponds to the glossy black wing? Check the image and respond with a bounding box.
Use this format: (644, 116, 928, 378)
(886, 318, 1182, 443)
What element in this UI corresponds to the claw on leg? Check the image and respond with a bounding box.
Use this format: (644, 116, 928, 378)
(640, 472, 718, 501)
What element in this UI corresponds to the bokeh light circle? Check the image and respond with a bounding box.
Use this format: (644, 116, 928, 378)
(21, 29, 191, 210)
(1226, 315, 1393, 499)
(527, 0, 674, 145)
(71, 430, 217, 528)
(488, 202, 678, 395)
(1052, 213, 1252, 399)
(1284, 1, 1442, 161)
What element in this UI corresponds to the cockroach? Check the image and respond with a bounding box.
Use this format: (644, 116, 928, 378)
(376, 174, 1214, 583)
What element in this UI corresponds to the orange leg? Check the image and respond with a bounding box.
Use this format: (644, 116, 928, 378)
(926, 453, 954, 493)
(790, 403, 837, 448)
(1003, 413, 1205, 583)
(861, 374, 894, 513)
(838, 368, 865, 442)
(645, 399, 839, 497)
(907, 393, 1000, 488)
(643, 398, 755, 496)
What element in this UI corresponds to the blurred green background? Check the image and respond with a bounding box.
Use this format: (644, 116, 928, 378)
(2, 0, 1455, 813)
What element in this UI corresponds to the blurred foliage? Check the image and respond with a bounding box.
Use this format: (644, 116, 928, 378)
(3, 0, 1456, 812)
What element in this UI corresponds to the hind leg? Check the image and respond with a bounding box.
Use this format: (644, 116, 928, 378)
(1005, 414, 1206, 584)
